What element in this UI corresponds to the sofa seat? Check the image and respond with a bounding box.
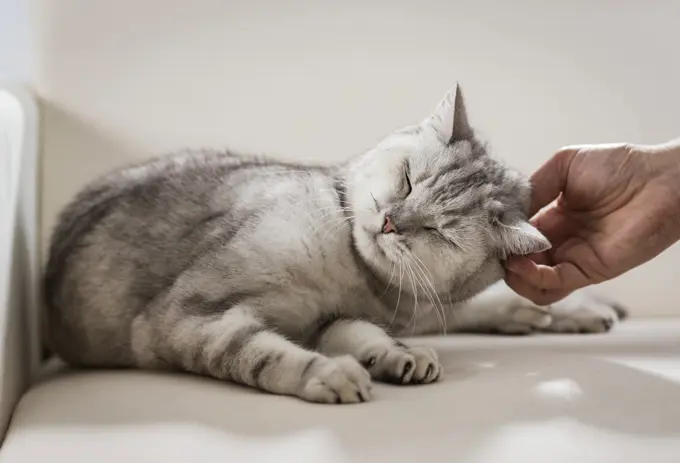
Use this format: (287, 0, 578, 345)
(2, 320, 680, 463)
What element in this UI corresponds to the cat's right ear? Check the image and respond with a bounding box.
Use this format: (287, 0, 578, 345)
(427, 83, 475, 145)
(497, 219, 552, 257)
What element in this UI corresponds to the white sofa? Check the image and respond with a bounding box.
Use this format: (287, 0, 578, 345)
(3, 86, 680, 463)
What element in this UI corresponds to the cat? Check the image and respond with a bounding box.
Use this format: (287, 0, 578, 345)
(44, 84, 626, 404)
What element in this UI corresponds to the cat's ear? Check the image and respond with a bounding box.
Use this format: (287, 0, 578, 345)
(428, 83, 474, 145)
(496, 218, 552, 256)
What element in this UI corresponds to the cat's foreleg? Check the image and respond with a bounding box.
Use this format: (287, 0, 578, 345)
(135, 298, 371, 404)
(448, 281, 622, 334)
(312, 318, 442, 384)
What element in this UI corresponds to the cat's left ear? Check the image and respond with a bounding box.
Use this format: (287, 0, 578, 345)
(428, 83, 474, 145)
(496, 218, 552, 256)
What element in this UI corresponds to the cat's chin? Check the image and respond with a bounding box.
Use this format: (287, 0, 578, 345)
(353, 228, 402, 280)
(451, 260, 506, 302)
(374, 233, 401, 261)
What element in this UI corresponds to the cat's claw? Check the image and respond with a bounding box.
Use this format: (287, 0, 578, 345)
(298, 355, 372, 404)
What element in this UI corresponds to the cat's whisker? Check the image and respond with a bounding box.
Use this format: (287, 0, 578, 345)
(401, 256, 420, 335)
(292, 197, 345, 211)
(306, 204, 354, 213)
(408, 255, 447, 335)
(320, 216, 353, 242)
(404, 248, 436, 285)
(408, 251, 435, 280)
(395, 243, 436, 297)
(306, 205, 355, 220)
(446, 292, 462, 329)
(293, 195, 360, 215)
(290, 195, 346, 230)
(313, 217, 350, 239)
(395, 244, 445, 331)
(320, 215, 355, 239)
(381, 263, 396, 298)
(309, 214, 352, 237)
(404, 251, 447, 334)
(402, 257, 423, 327)
(406, 263, 441, 329)
(388, 258, 404, 330)
(253, 173, 354, 217)
(401, 252, 445, 335)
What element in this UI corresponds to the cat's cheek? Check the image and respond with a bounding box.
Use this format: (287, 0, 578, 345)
(352, 209, 383, 237)
(410, 240, 450, 276)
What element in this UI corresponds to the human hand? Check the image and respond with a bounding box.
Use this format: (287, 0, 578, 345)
(505, 141, 680, 305)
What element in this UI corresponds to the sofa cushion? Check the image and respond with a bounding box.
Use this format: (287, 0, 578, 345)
(2, 321, 680, 463)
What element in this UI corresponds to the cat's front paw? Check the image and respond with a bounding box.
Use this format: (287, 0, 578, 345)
(363, 343, 442, 385)
(479, 302, 553, 335)
(298, 355, 372, 404)
(546, 294, 624, 333)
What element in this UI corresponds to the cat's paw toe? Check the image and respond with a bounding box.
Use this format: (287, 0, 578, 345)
(408, 346, 442, 383)
(368, 343, 442, 385)
(299, 355, 372, 404)
(546, 294, 622, 334)
(491, 304, 553, 335)
(380, 349, 417, 383)
(549, 303, 619, 333)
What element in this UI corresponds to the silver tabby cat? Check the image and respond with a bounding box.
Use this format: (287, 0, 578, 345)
(45, 85, 625, 404)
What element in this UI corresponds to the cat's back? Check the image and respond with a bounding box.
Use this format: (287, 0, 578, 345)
(44, 150, 336, 364)
(45, 150, 333, 295)
(45, 150, 248, 294)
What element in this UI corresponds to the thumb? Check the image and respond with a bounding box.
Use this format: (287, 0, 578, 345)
(529, 147, 577, 216)
(531, 204, 577, 248)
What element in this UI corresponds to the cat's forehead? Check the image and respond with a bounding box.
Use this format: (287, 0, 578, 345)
(413, 144, 531, 216)
(374, 126, 531, 214)
(410, 140, 475, 176)
(374, 127, 427, 156)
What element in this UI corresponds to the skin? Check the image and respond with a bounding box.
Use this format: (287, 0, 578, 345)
(505, 139, 680, 305)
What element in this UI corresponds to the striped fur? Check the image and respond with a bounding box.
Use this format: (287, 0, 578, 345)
(44, 85, 625, 403)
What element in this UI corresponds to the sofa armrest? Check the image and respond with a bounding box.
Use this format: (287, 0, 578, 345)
(0, 84, 40, 440)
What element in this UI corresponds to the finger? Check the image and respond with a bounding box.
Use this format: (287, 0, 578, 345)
(506, 256, 590, 292)
(530, 205, 577, 248)
(504, 272, 573, 306)
(529, 147, 577, 216)
(524, 250, 552, 266)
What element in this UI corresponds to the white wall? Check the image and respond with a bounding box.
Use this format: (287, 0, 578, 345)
(0, 0, 32, 81)
(33, 0, 680, 315)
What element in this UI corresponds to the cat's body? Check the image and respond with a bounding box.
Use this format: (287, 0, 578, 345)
(45, 86, 624, 403)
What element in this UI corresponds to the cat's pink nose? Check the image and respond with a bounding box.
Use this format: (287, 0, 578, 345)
(382, 215, 398, 234)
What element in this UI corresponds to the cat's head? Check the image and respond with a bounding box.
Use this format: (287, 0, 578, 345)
(347, 84, 550, 301)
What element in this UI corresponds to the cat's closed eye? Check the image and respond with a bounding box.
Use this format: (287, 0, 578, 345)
(425, 226, 462, 249)
(401, 164, 412, 198)
(423, 226, 445, 240)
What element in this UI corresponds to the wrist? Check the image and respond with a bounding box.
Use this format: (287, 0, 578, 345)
(639, 139, 680, 237)
(632, 139, 680, 176)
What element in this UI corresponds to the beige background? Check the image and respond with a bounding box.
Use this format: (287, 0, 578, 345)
(32, 0, 679, 315)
